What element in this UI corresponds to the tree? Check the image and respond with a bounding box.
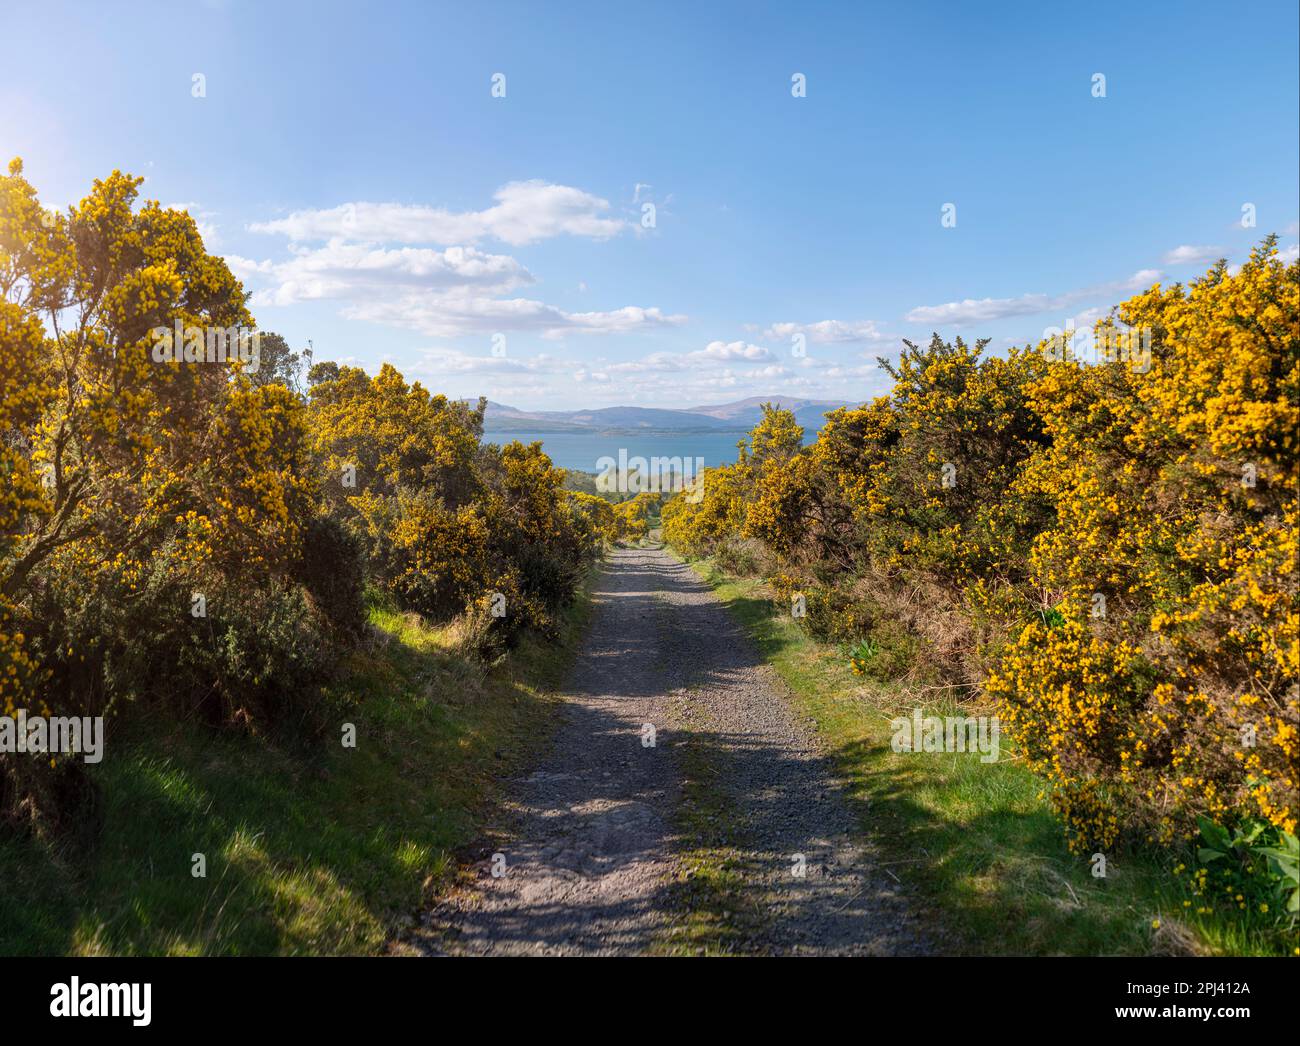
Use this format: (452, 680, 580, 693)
(249, 331, 305, 391)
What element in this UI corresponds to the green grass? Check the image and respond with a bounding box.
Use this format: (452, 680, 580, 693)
(652, 710, 768, 957)
(0, 587, 593, 956)
(683, 555, 1293, 957)
(645, 591, 765, 956)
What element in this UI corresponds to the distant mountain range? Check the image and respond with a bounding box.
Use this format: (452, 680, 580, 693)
(478, 396, 854, 434)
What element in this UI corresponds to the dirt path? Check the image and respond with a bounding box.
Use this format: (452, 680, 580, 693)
(421, 545, 928, 955)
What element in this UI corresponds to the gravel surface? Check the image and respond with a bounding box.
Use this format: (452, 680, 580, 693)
(420, 545, 929, 955)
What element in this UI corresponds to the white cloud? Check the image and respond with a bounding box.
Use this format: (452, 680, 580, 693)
(1066, 305, 1106, 328)
(456, 355, 890, 408)
(1162, 244, 1225, 266)
(1124, 269, 1162, 288)
(501, 340, 895, 407)
(596, 341, 775, 376)
(697, 340, 774, 361)
(410, 348, 571, 376)
(341, 293, 685, 339)
(404, 348, 582, 402)
(576, 356, 890, 407)
(905, 270, 1163, 327)
(905, 293, 1055, 326)
(237, 183, 678, 339)
(761, 319, 889, 344)
(399, 346, 851, 407)
(230, 241, 533, 307)
(249, 181, 629, 246)
(224, 254, 275, 278)
(575, 368, 611, 384)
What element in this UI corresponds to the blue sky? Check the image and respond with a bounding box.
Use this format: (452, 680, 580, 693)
(4, 0, 1297, 409)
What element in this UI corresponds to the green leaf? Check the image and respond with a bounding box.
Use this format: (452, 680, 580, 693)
(1260, 853, 1299, 882)
(1197, 816, 1231, 853)
(1234, 821, 1266, 845)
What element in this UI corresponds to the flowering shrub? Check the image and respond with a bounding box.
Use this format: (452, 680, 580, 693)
(612, 492, 660, 542)
(478, 439, 595, 637)
(662, 404, 800, 557)
(1000, 240, 1299, 850)
(306, 364, 598, 646)
(664, 240, 1299, 890)
(661, 460, 748, 557)
(567, 491, 618, 548)
(1, 160, 599, 818)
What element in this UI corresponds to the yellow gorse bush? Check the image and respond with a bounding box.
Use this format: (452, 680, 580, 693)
(1006, 241, 1299, 846)
(665, 238, 1299, 858)
(305, 361, 599, 640)
(612, 492, 660, 542)
(1, 160, 602, 819)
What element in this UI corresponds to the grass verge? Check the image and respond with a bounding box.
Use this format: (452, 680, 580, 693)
(683, 555, 1290, 957)
(0, 582, 593, 956)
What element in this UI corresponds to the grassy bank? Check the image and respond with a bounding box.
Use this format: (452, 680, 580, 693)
(0, 583, 593, 956)
(684, 555, 1289, 957)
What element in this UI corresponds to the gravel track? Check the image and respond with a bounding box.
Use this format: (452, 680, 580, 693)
(421, 545, 928, 956)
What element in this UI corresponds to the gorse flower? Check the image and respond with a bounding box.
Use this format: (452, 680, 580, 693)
(1, 160, 604, 813)
(664, 238, 1299, 870)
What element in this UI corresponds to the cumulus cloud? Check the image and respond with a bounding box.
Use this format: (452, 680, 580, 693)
(905, 293, 1055, 326)
(696, 340, 774, 361)
(249, 181, 629, 246)
(430, 343, 893, 408)
(403, 348, 581, 402)
(1162, 244, 1225, 266)
(224, 254, 274, 279)
(234, 181, 680, 338)
(399, 345, 855, 407)
(229, 241, 533, 307)
(1125, 268, 1162, 287)
(226, 240, 682, 336)
(572, 356, 890, 407)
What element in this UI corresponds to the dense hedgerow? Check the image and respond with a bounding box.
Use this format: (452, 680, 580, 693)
(665, 240, 1299, 897)
(0, 161, 602, 822)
